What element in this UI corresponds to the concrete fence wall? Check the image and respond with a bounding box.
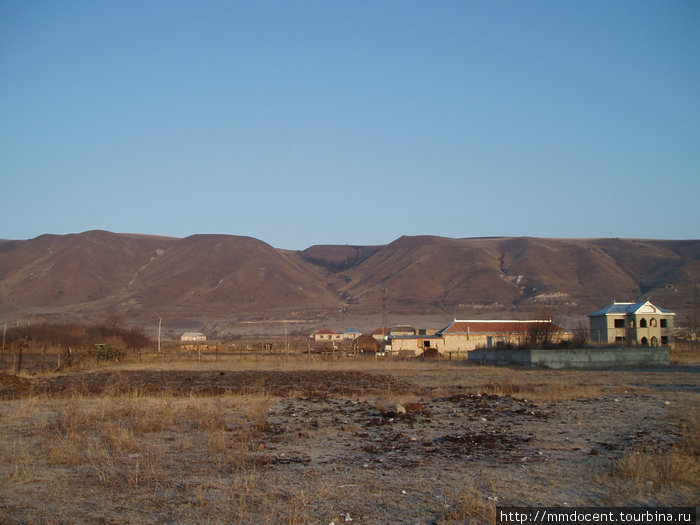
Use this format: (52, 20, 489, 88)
(468, 347, 670, 369)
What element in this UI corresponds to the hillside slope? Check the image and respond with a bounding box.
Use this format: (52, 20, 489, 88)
(332, 236, 699, 317)
(0, 232, 697, 328)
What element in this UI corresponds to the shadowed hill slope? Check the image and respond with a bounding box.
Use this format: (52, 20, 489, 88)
(299, 244, 381, 273)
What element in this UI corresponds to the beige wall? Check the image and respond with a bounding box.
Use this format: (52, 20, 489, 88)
(390, 327, 573, 356)
(314, 333, 343, 342)
(181, 334, 206, 342)
(440, 333, 529, 352)
(388, 337, 442, 357)
(440, 331, 570, 353)
(589, 314, 673, 346)
(631, 313, 673, 345)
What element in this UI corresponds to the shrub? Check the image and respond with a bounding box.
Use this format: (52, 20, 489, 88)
(4, 321, 153, 354)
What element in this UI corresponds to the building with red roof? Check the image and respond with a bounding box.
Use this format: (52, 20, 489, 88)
(387, 319, 570, 357)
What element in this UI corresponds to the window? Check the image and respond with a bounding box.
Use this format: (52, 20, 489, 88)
(641, 337, 648, 346)
(614, 319, 625, 328)
(661, 336, 668, 345)
(615, 336, 626, 342)
(660, 319, 667, 328)
(650, 318, 657, 327)
(640, 318, 647, 328)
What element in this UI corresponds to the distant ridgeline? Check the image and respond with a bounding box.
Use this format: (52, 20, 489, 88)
(0, 231, 697, 327)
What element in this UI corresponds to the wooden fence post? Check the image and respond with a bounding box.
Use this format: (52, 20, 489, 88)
(13, 342, 23, 375)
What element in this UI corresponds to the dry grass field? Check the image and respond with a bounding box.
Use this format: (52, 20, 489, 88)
(1, 353, 698, 524)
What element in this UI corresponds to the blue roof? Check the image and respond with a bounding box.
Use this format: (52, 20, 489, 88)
(588, 300, 674, 317)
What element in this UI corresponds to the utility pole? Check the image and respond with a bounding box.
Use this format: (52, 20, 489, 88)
(284, 320, 289, 355)
(158, 317, 162, 353)
(382, 288, 389, 339)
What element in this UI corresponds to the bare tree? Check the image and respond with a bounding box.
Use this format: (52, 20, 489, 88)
(527, 321, 555, 348)
(571, 321, 589, 348)
(103, 314, 124, 337)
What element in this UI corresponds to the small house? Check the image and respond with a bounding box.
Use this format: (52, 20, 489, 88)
(343, 328, 362, 340)
(371, 327, 392, 342)
(386, 325, 443, 357)
(313, 329, 345, 342)
(181, 332, 206, 343)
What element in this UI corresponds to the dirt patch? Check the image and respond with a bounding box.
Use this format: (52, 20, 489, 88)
(1, 370, 415, 399)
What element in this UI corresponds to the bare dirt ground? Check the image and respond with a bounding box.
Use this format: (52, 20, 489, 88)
(0, 356, 698, 524)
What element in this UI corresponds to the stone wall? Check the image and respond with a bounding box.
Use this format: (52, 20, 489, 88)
(468, 347, 670, 369)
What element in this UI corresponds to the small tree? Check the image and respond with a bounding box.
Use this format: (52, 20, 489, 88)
(527, 321, 555, 348)
(102, 314, 124, 337)
(571, 321, 589, 348)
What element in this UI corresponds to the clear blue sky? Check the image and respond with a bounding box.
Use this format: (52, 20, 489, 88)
(1, 1, 698, 249)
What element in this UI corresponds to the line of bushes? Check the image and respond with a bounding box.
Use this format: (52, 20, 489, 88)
(3, 319, 153, 351)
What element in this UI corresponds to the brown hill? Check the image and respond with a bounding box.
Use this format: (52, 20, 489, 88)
(124, 234, 340, 318)
(0, 231, 697, 330)
(0, 231, 176, 312)
(337, 236, 522, 314)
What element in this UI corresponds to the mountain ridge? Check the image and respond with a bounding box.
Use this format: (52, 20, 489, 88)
(0, 231, 697, 332)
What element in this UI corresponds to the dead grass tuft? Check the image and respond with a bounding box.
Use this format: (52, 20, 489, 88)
(479, 378, 605, 401)
(246, 395, 272, 433)
(192, 396, 228, 431)
(437, 479, 497, 524)
(9, 437, 36, 483)
(670, 342, 700, 365)
(613, 416, 699, 502)
(86, 441, 163, 488)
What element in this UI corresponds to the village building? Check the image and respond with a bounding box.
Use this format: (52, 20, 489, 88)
(180, 332, 206, 342)
(588, 300, 674, 346)
(343, 328, 362, 340)
(387, 327, 442, 357)
(313, 328, 362, 342)
(371, 327, 392, 342)
(386, 319, 570, 357)
(437, 319, 569, 354)
(313, 329, 343, 342)
(390, 325, 416, 336)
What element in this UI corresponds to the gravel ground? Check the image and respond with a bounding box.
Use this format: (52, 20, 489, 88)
(0, 365, 697, 524)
